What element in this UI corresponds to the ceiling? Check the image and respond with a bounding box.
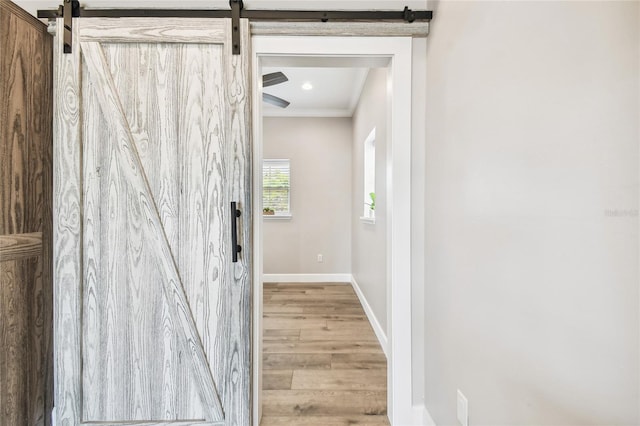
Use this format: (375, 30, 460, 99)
(15, 1, 428, 17)
(262, 67, 369, 117)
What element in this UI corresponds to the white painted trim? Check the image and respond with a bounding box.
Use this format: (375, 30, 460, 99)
(423, 405, 437, 426)
(410, 36, 427, 413)
(348, 68, 371, 115)
(261, 56, 390, 68)
(351, 276, 388, 356)
(263, 273, 351, 283)
(262, 214, 292, 220)
(386, 37, 414, 426)
(251, 21, 429, 37)
(411, 404, 437, 426)
(252, 35, 414, 426)
(251, 41, 265, 426)
(262, 107, 353, 118)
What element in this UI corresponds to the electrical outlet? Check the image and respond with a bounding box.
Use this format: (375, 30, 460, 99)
(317, 254, 323, 262)
(457, 389, 468, 426)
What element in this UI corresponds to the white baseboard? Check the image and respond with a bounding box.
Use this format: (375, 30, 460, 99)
(409, 404, 437, 426)
(422, 404, 437, 426)
(350, 276, 388, 356)
(263, 273, 352, 283)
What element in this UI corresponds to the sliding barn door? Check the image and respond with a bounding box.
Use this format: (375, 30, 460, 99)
(53, 18, 251, 425)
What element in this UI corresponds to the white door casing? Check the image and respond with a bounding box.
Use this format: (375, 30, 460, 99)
(251, 36, 414, 425)
(53, 18, 251, 425)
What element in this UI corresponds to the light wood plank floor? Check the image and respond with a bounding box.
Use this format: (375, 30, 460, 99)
(261, 283, 390, 426)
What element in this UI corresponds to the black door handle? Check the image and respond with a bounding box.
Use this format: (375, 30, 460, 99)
(231, 202, 242, 263)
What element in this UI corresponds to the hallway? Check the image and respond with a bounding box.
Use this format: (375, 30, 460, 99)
(261, 283, 389, 426)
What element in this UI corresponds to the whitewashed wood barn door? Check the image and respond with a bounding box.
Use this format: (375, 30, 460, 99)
(52, 18, 251, 425)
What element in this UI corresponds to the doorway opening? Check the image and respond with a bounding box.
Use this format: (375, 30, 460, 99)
(260, 62, 388, 424)
(252, 36, 414, 425)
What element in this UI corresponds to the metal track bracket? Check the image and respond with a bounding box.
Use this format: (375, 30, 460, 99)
(230, 0, 243, 55)
(62, 0, 80, 54)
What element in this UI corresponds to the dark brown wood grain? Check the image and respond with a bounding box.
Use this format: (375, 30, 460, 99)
(0, 256, 43, 425)
(0, 232, 42, 260)
(0, 1, 53, 425)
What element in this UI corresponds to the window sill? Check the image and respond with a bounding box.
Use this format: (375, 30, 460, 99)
(263, 214, 292, 220)
(360, 216, 376, 224)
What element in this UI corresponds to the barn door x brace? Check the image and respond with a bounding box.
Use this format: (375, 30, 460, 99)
(38, 0, 433, 55)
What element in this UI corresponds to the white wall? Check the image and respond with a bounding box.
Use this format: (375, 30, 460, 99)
(423, 1, 639, 425)
(352, 68, 388, 333)
(412, 37, 428, 406)
(263, 117, 352, 275)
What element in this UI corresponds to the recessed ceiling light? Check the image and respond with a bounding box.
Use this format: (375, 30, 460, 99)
(302, 82, 313, 91)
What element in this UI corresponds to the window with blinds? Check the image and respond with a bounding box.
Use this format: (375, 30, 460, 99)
(262, 159, 291, 215)
(363, 128, 376, 219)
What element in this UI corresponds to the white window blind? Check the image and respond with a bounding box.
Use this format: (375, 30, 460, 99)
(263, 159, 291, 214)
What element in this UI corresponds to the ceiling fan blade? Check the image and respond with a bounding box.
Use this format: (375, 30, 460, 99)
(263, 93, 291, 109)
(263, 72, 289, 88)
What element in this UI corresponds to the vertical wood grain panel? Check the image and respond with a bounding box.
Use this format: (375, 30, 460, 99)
(137, 44, 190, 418)
(176, 42, 227, 410)
(1, 259, 29, 424)
(0, 1, 53, 425)
(81, 73, 104, 420)
(27, 16, 53, 426)
(93, 43, 162, 420)
(176, 42, 224, 419)
(223, 18, 252, 426)
(25, 254, 45, 425)
(1, 257, 45, 424)
(0, 6, 28, 236)
(40, 18, 54, 424)
(53, 16, 82, 425)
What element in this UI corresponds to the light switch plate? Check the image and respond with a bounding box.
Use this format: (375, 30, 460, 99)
(457, 389, 469, 426)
